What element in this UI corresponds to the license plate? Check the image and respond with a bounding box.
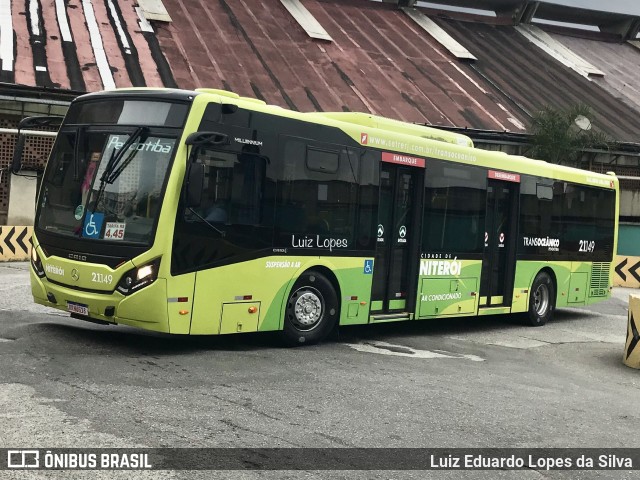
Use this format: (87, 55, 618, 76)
(67, 301, 89, 316)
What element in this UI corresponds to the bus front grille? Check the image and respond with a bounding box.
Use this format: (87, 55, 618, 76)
(590, 262, 610, 297)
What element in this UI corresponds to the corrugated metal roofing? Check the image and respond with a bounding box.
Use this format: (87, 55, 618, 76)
(148, 0, 527, 131)
(434, 17, 640, 142)
(548, 33, 640, 111)
(1, 0, 175, 91)
(9, 0, 525, 131)
(3, 0, 640, 141)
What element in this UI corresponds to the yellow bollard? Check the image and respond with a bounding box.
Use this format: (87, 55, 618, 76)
(623, 295, 640, 369)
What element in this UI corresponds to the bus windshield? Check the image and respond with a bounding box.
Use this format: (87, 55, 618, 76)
(36, 129, 176, 244)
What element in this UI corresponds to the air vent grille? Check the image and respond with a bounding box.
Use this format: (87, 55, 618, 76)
(590, 262, 610, 296)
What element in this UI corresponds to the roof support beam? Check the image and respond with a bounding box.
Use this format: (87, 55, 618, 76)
(600, 18, 640, 41)
(382, 0, 417, 5)
(495, 1, 539, 24)
(519, 2, 540, 24)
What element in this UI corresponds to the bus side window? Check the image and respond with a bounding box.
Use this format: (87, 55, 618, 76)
(422, 161, 486, 254)
(230, 150, 266, 225)
(275, 139, 358, 247)
(194, 147, 266, 226)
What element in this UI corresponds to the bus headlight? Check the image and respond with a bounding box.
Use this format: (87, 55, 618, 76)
(116, 258, 161, 295)
(31, 247, 45, 277)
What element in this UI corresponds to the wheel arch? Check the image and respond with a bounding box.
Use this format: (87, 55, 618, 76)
(279, 264, 342, 331)
(524, 266, 558, 326)
(536, 266, 557, 297)
(304, 265, 342, 304)
(279, 265, 342, 345)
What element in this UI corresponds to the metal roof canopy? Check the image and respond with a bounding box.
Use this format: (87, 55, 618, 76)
(0, 82, 79, 103)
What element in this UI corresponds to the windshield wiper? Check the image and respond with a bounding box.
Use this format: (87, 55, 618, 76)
(86, 127, 149, 214)
(102, 127, 149, 184)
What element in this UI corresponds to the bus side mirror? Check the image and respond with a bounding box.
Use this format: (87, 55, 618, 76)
(11, 115, 63, 174)
(185, 163, 204, 208)
(11, 134, 27, 174)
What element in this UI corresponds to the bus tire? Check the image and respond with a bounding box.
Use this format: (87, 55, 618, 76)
(526, 271, 555, 327)
(281, 271, 339, 346)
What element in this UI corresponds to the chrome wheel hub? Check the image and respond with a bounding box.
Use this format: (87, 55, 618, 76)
(533, 284, 549, 316)
(294, 291, 323, 328)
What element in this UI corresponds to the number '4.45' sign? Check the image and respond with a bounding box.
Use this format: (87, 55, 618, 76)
(104, 222, 126, 240)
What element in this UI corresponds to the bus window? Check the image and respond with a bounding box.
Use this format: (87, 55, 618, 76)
(422, 161, 486, 255)
(562, 183, 615, 258)
(536, 184, 553, 200)
(354, 150, 379, 250)
(520, 177, 555, 241)
(275, 139, 358, 248)
(306, 147, 339, 174)
(193, 147, 266, 226)
(37, 130, 175, 243)
(66, 100, 188, 127)
(520, 177, 614, 259)
(173, 147, 271, 272)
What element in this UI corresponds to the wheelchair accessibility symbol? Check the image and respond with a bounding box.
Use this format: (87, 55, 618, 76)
(364, 259, 374, 274)
(83, 212, 104, 239)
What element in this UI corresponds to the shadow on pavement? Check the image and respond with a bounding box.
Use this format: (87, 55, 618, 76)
(2, 305, 610, 355)
(5, 319, 281, 355)
(336, 307, 596, 344)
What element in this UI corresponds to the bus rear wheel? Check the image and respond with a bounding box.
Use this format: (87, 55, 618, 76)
(526, 271, 555, 326)
(281, 271, 338, 346)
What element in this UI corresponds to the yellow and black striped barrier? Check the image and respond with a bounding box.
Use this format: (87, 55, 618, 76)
(624, 295, 640, 369)
(615, 255, 640, 289)
(0, 226, 32, 261)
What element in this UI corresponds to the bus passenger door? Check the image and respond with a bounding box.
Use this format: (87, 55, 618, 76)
(480, 172, 519, 308)
(371, 161, 423, 315)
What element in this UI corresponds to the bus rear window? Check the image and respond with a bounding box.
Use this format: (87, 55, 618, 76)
(66, 100, 188, 127)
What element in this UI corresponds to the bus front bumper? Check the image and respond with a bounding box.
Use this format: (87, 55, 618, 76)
(30, 268, 171, 333)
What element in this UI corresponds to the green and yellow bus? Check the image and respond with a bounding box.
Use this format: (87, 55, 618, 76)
(18, 88, 618, 345)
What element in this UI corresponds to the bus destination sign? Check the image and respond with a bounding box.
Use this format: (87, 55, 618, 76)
(381, 152, 425, 168)
(488, 170, 520, 183)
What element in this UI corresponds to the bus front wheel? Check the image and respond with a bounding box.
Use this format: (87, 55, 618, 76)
(281, 271, 338, 346)
(527, 271, 555, 326)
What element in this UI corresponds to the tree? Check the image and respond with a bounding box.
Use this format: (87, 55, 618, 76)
(527, 104, 610, 167)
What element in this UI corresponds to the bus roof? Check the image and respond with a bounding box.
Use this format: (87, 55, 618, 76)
(304, 112, 474, 148)
(75, 88, 619, 190)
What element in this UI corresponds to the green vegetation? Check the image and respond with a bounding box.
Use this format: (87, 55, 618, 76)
(528, 104, 610, 167)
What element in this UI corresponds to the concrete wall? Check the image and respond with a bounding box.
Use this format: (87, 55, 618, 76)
(620, 190, 640, 219)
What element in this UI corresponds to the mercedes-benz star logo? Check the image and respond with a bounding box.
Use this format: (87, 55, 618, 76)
(71, 269, 79, 281)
